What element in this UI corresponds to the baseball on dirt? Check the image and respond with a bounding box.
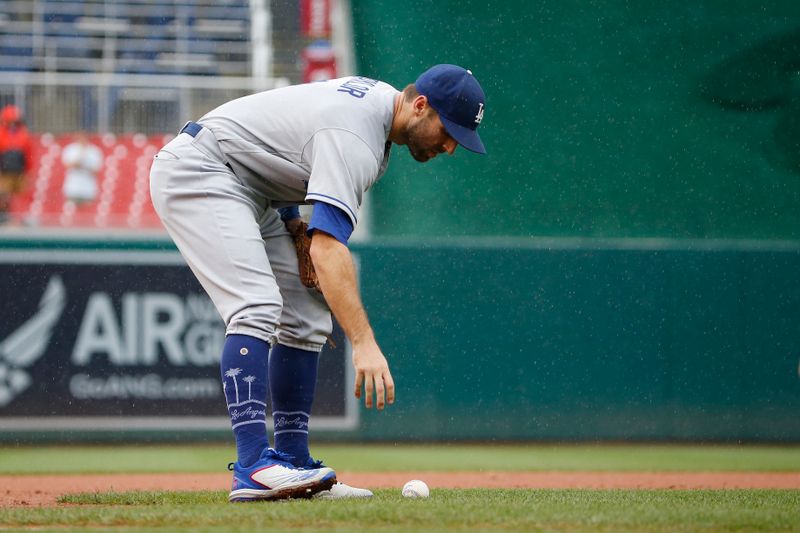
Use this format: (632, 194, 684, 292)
(402, 479, 430, 498)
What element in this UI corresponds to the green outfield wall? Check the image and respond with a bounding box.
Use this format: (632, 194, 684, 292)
(351, 1, 800, 239)
(353, 239, 800, 442)
(1, 237, 797, 442)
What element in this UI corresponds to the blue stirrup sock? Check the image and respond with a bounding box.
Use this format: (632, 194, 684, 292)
(269, 343, 319, 467)
(221, 334, 270, 468)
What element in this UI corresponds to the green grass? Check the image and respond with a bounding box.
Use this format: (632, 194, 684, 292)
(1, 443, 799, 474)
(1, 445, 799, 531)
(0, 489, 797, 532)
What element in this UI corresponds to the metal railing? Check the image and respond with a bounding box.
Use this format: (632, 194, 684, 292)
(0, 71, 289, 134)
(0, 0, 289, 133)
(0, 0, 358, 135)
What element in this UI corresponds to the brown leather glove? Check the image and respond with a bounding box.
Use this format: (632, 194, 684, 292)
(286, 219, 320, 291)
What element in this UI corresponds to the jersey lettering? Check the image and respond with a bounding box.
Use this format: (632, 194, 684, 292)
(337, 76, 379, 99)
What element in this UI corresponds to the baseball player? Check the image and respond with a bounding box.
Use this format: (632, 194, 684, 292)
(149, 64, 486, 501)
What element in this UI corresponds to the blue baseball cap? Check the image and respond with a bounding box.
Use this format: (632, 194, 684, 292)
(415, 64, 486, 154)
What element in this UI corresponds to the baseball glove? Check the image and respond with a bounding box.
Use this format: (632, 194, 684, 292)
(287, 220, 320, 291)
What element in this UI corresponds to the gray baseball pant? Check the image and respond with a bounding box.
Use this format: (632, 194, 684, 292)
(149, 127, 331, 352)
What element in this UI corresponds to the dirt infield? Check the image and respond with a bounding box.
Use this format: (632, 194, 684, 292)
(3, 471, 800, 507)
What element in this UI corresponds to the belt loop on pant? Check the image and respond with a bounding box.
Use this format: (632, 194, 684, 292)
(180, 121, 203, 137)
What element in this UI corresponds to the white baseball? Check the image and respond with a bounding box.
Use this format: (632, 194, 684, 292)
(402, 479, 430, 498)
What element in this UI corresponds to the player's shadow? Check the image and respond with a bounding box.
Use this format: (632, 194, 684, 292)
(700, 27, 800, 175)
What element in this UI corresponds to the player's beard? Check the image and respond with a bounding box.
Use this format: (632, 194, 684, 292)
(405, 120, 436, 162)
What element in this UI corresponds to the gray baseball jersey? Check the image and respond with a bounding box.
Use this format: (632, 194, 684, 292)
(150, 76, 398, 350)
(199, 76, 398, 226)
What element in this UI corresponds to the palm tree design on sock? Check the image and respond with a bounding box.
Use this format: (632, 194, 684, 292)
(243, 375, 256, 400)
(224, 368, 242, 404)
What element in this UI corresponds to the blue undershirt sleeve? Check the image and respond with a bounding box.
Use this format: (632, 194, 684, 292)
(308, 202, 354, 246)
(277, 205, 300, 222)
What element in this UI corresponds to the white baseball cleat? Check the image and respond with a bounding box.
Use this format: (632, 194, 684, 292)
(314, 481, 374, 499)
(228, 448, 337, 502)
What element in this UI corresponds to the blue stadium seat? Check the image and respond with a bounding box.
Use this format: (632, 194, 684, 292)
(0, 0, 253, 75)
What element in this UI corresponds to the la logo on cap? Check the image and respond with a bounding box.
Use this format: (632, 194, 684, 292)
(475, 103, 485, 125)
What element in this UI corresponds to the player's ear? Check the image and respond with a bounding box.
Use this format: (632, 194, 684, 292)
(412, 95, 428, 116)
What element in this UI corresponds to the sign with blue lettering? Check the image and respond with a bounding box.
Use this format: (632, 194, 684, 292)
(0, 249, 357, 432)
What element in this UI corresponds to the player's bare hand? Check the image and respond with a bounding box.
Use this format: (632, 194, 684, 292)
(352, 342, 395, 410)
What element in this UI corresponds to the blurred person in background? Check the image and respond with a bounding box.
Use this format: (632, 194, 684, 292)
(0, 105, 33, 224)
(61, 131, 103, 208)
